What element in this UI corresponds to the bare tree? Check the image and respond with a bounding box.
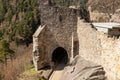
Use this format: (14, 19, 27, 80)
(88, 0, 120, 18)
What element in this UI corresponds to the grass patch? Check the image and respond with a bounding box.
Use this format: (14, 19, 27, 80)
(18, 68, 46, 80)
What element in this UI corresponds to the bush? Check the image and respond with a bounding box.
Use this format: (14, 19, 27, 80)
(0, 72, 4, 80)
(0, 39, 14, 63)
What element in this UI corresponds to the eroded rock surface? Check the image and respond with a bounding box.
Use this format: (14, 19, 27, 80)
(60, 56, 106, 80)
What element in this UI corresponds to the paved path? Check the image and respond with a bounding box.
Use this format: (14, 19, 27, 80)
(49, 63, 65, 80)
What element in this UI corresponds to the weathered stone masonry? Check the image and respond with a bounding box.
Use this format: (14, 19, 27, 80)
(33, 0, 91, 70)
(77, 19, 120, 80)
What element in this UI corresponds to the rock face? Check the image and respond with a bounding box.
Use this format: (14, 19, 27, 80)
(61, 56, 106, 80)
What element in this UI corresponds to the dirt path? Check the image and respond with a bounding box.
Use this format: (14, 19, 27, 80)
(49, 63, 65, 80)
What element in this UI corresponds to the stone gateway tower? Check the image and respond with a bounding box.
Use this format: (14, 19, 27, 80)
(33, 0, 90, 70)
(32, 1, 119, 80)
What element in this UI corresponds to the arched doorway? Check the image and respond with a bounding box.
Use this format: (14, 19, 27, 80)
(52, 47, 68, 68)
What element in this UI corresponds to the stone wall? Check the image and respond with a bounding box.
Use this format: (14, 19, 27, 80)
(77, 18, 101, 64)
(77, 17, 120, 80)
(40, 6, 79, 61)
(98, 33, 120, 80)
(34, 2, 84, 69)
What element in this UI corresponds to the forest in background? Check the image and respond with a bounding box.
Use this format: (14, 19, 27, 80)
(0, 0, 40, 80)
(0, 0, 40, 64)
(0, 0, 40, 45)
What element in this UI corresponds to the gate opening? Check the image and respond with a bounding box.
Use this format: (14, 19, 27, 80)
(52, 47, 68, 66)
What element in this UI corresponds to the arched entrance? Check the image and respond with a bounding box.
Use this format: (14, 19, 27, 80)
(52, 47, 68, 67)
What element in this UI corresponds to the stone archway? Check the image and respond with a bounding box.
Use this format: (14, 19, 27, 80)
(52, 47, 68, 67)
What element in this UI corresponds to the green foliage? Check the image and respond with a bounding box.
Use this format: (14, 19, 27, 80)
(79, 0, 88, 8)
(14, 37, 19, 46)
(6, 7, 13, 23)
(0, 72, 4, 80)
(0, 39, 14, 63)
(0, 0, 41, 45)
(0, 29, 5, 40)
